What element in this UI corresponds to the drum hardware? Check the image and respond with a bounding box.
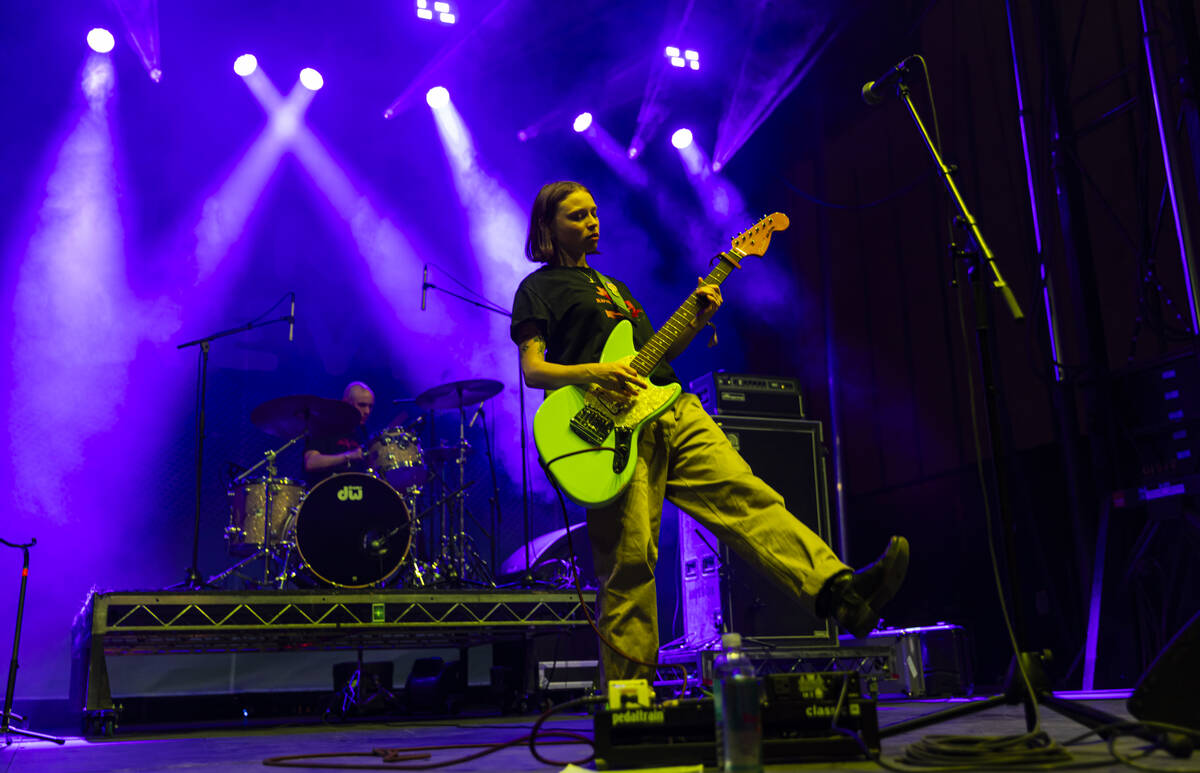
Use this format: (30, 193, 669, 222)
(220, 431, 307, 587)
(208, 393, 364, 590)
(366, 428, 426, 491)
(414, 378, 503, 587)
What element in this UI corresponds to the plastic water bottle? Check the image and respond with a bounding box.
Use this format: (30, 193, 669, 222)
(713, 632, 762, 772)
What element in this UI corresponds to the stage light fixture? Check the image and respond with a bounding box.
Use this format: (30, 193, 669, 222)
(86, 28, 115, 54)
(573, 112, 593, 133)
(671, 128, 693, 149)
(417, 0, 456, 23)
(664, 45, 700, 70)
(712, 160, 723, 172)
(426, 86, 450, 109)
(233, 54, 258, 77)
(299, 67, 324, 91)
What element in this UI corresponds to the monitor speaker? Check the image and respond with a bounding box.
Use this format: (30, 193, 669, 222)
(674, 415, 837, 645)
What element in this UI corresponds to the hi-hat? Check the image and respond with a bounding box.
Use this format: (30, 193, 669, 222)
(415, 379, 502, 411)
(251, 394, 360, 438)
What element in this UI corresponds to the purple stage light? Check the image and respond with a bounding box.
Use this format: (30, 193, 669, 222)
(82, 55, 115, 104)
(299, 68, 324, 91)
(440, 12, 456, 23)
(87, 28, 115, 54)
(426, 86, 450, 109)
(665, 46, 680, 57)
(671, 128, 693, 149)
(712, 160, 722, 172)
(233, 54, 258, 77)
(573, 112, 593, 133)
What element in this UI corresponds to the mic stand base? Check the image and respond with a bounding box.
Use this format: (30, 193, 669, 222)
(878, 650, 1185, 755)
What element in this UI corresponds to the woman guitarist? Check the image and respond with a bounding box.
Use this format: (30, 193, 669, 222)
(510, 180, 910, 683)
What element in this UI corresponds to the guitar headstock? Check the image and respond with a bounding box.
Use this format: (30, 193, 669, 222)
(731, 212, 790, 257)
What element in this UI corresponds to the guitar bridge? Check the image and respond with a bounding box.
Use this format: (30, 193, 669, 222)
(570, 405, 614, 446)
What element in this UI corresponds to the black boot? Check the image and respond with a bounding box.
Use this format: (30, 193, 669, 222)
(815, 536, 909, 638)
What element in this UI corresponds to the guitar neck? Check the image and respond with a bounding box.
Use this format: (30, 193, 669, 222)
(629, 249, 744, 377)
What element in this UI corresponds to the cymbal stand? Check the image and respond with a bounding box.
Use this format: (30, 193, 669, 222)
(437, 393, 492, 586)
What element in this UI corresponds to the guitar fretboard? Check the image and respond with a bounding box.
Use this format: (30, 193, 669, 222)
(629, 249, 744, 377)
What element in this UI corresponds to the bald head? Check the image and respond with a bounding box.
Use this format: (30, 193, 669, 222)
(343, 382, 374, 425)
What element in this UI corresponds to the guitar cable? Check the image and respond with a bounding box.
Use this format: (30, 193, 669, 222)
(547, 479, 691, 699)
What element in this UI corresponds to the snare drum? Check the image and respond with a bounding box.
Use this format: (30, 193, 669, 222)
(226, 477, 303, 555)
(293, 472, 411, 588)
(367, 429, 426, 490)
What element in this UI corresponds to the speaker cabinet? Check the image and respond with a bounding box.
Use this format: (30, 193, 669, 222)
(1128, 610, 1200, 732)
(674, 416, 837, 645)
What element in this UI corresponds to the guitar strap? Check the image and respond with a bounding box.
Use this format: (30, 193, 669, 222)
(590, 269, 632, 321)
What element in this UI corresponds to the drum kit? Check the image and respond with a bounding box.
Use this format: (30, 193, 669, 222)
(210, 378, 503, 590)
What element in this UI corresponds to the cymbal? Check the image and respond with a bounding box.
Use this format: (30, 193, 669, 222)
(251, 394, 360, 439)
(414, 378, 503, 411)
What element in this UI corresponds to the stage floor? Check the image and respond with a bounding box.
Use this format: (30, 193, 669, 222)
(0, 695, 1161, 772)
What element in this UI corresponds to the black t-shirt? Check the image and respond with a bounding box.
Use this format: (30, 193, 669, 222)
(304, 427, 368, 488)
(510, 264, 678, 386)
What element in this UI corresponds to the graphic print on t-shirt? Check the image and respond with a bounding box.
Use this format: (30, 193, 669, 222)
(594, 284, 642, 321)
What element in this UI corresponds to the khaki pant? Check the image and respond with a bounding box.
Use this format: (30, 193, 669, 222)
(585, 393, 850, 682)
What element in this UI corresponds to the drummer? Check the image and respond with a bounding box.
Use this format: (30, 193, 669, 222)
(303, 381, 374, 487)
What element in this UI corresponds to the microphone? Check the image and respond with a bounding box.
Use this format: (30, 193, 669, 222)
(861, 55, 916, 106)
(288, 292, 295, 342)
(421, 264, 428, 311)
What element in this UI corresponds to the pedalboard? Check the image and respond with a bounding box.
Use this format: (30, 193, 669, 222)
(593, 672, 879, 770)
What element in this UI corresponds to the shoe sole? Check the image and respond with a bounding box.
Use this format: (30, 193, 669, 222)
(866, 536, 909, 615)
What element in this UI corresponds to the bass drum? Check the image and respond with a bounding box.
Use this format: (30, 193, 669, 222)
(294, 472, 412, 588)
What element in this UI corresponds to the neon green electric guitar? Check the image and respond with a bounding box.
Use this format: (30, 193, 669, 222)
(533, 212, 790, 507)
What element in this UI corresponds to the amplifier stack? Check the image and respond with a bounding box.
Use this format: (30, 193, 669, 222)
(669, 371, 834, 645)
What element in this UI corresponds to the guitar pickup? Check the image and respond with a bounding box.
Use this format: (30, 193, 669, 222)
(570, 405, 614, 446)
(612, 426, 633, 472)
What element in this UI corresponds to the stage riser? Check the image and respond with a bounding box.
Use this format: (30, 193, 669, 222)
(70, 588, 594, 734)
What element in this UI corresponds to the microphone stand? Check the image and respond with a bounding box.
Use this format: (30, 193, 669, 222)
(174, 312, 292, 590)
(1, 538, 64, 745)
(423, 276, 536, 586)
(872, 70, 1180, 754)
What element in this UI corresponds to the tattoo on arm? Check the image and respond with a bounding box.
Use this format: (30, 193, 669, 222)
(519, 336, 547, 357)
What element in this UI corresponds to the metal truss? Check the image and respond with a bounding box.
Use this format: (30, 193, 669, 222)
(70, 588, 595, 733)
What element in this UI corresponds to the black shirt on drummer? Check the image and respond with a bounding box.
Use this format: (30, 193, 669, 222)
(303, 382, 374, 488)
(303, 426, 369, 488)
